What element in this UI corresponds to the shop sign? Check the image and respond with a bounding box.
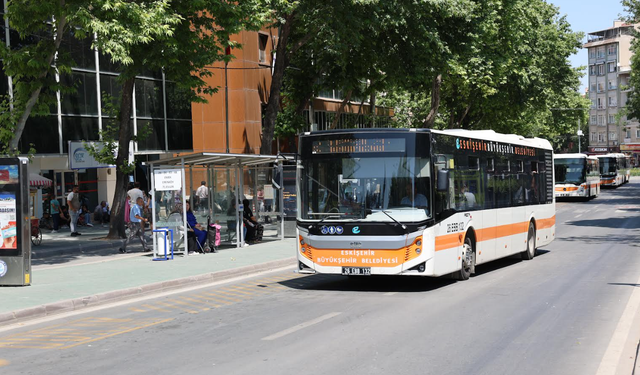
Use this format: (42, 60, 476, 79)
(154, 169, 182, 191)
(590, 147, 609, 152)
(620, 144, 640, 151)
(69, 141, 135, 170)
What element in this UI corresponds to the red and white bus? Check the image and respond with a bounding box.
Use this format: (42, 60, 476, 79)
(554, 154, 600, 199)
(296, 129, 555, 280)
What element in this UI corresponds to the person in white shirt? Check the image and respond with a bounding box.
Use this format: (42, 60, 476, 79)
(67, 185, 82, 236)
(127, 182, 144, 205)
(195, 181, 209, 212)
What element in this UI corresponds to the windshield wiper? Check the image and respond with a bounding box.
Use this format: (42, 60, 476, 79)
(378, 210, 407, 231)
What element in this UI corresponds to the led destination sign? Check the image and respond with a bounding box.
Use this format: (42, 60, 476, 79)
(312, 138, 406, 154)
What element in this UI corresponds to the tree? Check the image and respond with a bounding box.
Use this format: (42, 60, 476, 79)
(0, 0, 91, 155)
(83, 0, 264, 239)
(623, 0, 640, 120)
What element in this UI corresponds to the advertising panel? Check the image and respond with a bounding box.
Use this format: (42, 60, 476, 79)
(0, 165, 19, 255)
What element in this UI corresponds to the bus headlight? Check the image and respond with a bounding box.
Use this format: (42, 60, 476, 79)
(301, 247, 306, 253)
(416, 248, 421, 255)
(416, 240, 422, 246)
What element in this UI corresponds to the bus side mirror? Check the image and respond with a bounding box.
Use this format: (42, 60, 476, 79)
(437, 169, 449, 192)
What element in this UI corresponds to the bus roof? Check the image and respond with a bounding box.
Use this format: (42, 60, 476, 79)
(303, 128, 553, 150)
(597, 153, 626, 158)
(554, 153, 590, 159)
(432, 129, 553, 150)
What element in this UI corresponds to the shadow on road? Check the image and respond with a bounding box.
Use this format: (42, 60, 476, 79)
(608, 282, 640, 287)
(279, 250, 550, 293)
(564, 216, 640, 230)
(558, 233, 640, 247)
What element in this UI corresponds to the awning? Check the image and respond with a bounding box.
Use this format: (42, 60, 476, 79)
(29, 173, 52, 188)
(146, 152, 279, 167)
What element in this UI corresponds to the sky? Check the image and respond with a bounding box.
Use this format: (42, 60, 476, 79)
(549, 0, 626, 92)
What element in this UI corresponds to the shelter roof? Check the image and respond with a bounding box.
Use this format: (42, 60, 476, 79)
(145, 153, 278, 167)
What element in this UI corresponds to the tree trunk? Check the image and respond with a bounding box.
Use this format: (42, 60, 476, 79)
(260, 15, 293, 155)
(329, 90, 353, 129)
(9, 4, 67, 150)
(424, 74, 442, 128)
(369, 92, 376, 127)
(106, 77, 136, 239)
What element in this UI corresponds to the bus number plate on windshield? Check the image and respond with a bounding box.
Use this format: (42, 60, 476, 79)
(342, 267, 371, 276)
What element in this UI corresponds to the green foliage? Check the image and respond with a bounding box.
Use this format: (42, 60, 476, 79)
(623, 1, 640, 120)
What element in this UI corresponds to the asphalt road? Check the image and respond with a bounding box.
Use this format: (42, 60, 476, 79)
(2, 181, 640, 375)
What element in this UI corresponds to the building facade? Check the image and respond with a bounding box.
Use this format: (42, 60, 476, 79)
(585, 21, 639, 160)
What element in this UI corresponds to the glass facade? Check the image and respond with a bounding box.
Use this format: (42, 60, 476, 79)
(0, 18, 192, 155)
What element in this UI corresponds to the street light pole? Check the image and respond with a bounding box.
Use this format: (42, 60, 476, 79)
(225, 46, 231, 154)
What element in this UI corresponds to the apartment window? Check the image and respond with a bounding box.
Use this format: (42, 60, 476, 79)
(597, 47, 605, 58)
(608, 44, 617, 56)
(589, 48, 596, 58)
(609, 132, 617, 141)
(597, 97, 604, 109)
(590, 65, 596, 76)
(598, 133, 605, 142)
(590, 115, 597, 124)
(591, 132, 597, 141)
(609, 96, 617, 107)
(598, 64, 606, 75)
(608, 62, 617, 73)
(597, 82, 604, 92)
(636, 129, 640, 138)
(626, 129, 631, 138)
(598, 115, 605, 125)
(608, 80, 617, 90)
(609, 114, 616, 124)
(258, 33, 268, 63)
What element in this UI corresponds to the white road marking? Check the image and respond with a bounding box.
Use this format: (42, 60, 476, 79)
(384, 292, 398, 296)
(261, 312, 342, 341)
(596, 272, 640, 375)
(575, 213, 583, 218)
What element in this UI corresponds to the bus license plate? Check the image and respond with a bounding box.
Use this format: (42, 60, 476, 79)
(342, 267, 371, 276)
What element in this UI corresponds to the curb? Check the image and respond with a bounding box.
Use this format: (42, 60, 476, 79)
(0, 256, 297, 327)
(31, 240, 125, 259)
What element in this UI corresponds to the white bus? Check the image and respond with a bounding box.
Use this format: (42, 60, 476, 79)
(554, 154, 600, 199)
(296, 129, 556, 280)
(597, 153, 630, 187)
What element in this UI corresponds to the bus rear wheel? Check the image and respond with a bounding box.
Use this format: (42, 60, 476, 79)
(455, 237, 475, 280)
(521, 222, 536, 260)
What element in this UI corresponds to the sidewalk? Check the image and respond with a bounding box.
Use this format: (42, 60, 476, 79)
(31, 224, 123, 260)
(1, 235, 297, 326)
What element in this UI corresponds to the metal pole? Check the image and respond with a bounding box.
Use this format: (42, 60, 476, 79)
(280, 163, 284, 240)
(150, 164, 157, 258)
(225, 60, 230, 154)
(578, 118, 581, 153)
(181, 158, 188, 257)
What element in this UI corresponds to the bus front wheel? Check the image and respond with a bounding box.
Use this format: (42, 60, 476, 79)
(521, 222, 536, 260)
(456, 237, 475, 280)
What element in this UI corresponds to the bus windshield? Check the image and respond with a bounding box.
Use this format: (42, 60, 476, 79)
(299, 135, 431, 223)
(554, 158, 585, 185)
(599, 158, 617, 175)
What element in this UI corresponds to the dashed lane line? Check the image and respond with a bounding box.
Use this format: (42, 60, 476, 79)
(261, 312, 343, 341)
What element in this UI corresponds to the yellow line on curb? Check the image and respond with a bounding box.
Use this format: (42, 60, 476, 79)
(57, 318, 173, 350)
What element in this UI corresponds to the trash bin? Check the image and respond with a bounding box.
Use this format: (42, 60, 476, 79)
(0, 158, 31, 286)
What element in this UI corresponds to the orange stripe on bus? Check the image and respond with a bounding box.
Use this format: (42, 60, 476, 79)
(555, 187, 578, 192)
(435, 216, 555, 252)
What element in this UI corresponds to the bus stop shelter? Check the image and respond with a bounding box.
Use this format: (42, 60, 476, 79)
(146, 153, 283, 257)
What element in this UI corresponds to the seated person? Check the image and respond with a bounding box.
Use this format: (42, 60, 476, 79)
(460, 183, 477, 209)
(401, 182, 428, 207)
(186, 201, 207, 250)
(94, 201, 110, 225)
(242, 199, 261, 242)
(78, 203, 94, 227)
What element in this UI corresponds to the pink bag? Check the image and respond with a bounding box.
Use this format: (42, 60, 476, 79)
(124, 199, 131, 224)
(209, 223, 221, 247)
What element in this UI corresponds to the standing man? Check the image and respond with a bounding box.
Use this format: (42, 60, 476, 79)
(50, 195, 61, 233)
(67, 185, 82, 236)
(127, 181, 144, 205)
(196, 181, 208, 212)
(119, 197, 150, 253)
